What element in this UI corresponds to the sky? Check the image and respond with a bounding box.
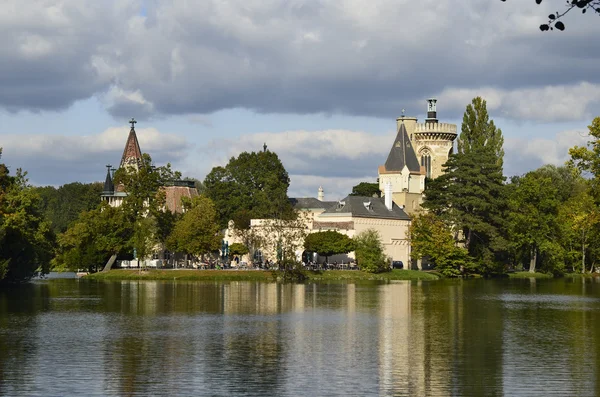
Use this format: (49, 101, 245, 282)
(0, 0, 599, 200)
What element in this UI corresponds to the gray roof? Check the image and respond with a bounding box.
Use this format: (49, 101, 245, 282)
(384, 123, 421, 173)
(289, 197, 336, 210)
(319, 195, 410, 220)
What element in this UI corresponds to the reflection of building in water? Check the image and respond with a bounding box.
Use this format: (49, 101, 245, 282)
(377, 282, 415, 395)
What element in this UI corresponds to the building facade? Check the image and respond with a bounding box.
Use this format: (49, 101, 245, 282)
(378, 98, 457, 214)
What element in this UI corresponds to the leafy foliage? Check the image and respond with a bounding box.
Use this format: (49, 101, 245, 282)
(229, 243, 249, 257)
(349, 182, 381, 197)
(166, 196, 222, 258)
(204, 150, 293, 227)
(56, 203, 133, 273)
(0, 158, 55, 283)
(507, 167, 566, 275)
(33, 182, 103, 234)
(501, 0, 600, 31)
(410, 213, 474, 277)
(303, 230, 355, 262)
(353, 229, 389, 273)
(568, 117, 600, 202)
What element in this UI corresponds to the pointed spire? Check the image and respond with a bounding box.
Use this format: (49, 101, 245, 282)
(120, 118, 143, 169)
(384, 123, 420, 173)
(103, 164, 114, 195)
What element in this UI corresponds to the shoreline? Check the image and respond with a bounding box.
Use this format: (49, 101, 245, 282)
(84, 269, 441, 282)
(78, 269, 599, 282)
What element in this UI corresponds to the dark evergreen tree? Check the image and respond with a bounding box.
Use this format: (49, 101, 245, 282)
(424, 97, 507, 276)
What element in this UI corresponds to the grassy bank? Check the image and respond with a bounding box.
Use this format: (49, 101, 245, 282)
(84, 269, 441, 282)
(508, 271, 554, 279)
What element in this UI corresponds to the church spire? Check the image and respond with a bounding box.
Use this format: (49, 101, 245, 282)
(119, 118, 143, 170)
(102, 164, 114, 195)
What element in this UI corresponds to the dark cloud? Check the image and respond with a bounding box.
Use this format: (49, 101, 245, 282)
(1, 1, 600, 122)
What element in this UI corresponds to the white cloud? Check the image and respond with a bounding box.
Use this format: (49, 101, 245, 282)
(504, 128, 590, 176)
(0, 126, 189, 185)
(437, 83, 600, 122)
(197, 128, 391, 198)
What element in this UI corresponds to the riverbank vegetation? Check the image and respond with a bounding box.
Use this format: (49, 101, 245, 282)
(85, 269, 440, 282)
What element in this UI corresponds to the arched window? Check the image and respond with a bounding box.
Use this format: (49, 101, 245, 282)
(421, 153, 432, 178)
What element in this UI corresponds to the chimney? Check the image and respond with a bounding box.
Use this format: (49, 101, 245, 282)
(317, 186, 324, 201)
(384, 181, 393, 211)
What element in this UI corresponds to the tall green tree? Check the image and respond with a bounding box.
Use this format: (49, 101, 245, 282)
(354, 229, 389, 273)
(204, 150, 293, 227)
(166, 196, 222, 259)
(424, 97, 507, 276)
(0, 165, 54, 283)
(303, 230, 355, 263)
(507, 168, 563, 274)
(559, 189, 600, 273)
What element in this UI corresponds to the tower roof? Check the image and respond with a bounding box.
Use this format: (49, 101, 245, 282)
(102, 165, 114, 195)
(384, 123, 420, 173)
(120, 118, 143, 169)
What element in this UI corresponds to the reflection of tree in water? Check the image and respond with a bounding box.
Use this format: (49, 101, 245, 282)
(410, 281, 505, 396)
(203, 318, 286, 395)
(0, 283, 49, 395)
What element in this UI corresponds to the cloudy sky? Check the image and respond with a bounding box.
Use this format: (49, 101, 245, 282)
(0, 0, 598, 200)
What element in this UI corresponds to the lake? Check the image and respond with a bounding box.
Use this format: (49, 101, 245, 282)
(1, 277, 599, 396)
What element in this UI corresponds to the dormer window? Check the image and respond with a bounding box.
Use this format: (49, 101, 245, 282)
(363, 201, 372, 211)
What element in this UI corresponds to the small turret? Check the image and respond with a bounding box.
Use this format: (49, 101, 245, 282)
(317, 186, 324, 202)
(426, 98, 438, 124)
(102, 164, 114, 195)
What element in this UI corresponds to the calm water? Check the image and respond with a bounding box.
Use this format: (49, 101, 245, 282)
(1, 277, 600, 396)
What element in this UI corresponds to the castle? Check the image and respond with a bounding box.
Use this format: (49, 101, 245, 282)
(378, 98, 457, 214)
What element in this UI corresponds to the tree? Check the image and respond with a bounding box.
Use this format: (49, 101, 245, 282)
(56, 203, 133, 273)
(559, 189, 600, 273)
(254, 210, 310, 281)
(507, 168, 563, 274)
(303, 230, 355, 263)
(568, 117, 600, 202)
(33, 182, 103, 234)
(501, 0, 600, 31)
(0, 158, 54, 283)
(113, 153, 181, 263)
(204, 150, 293, 227)
(424, 97, 508, 276)
(353, 229, 389, 273)
(229, 243, 249, 257)
(166, 196, 222, 259)
(410, 212, 474, 277)
(349, 182, 381, 197)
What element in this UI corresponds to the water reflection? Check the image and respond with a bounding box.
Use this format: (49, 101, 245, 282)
(0, 278, 599, 396)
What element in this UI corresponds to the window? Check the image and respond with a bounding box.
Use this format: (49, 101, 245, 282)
(421, 153, 432, 178)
